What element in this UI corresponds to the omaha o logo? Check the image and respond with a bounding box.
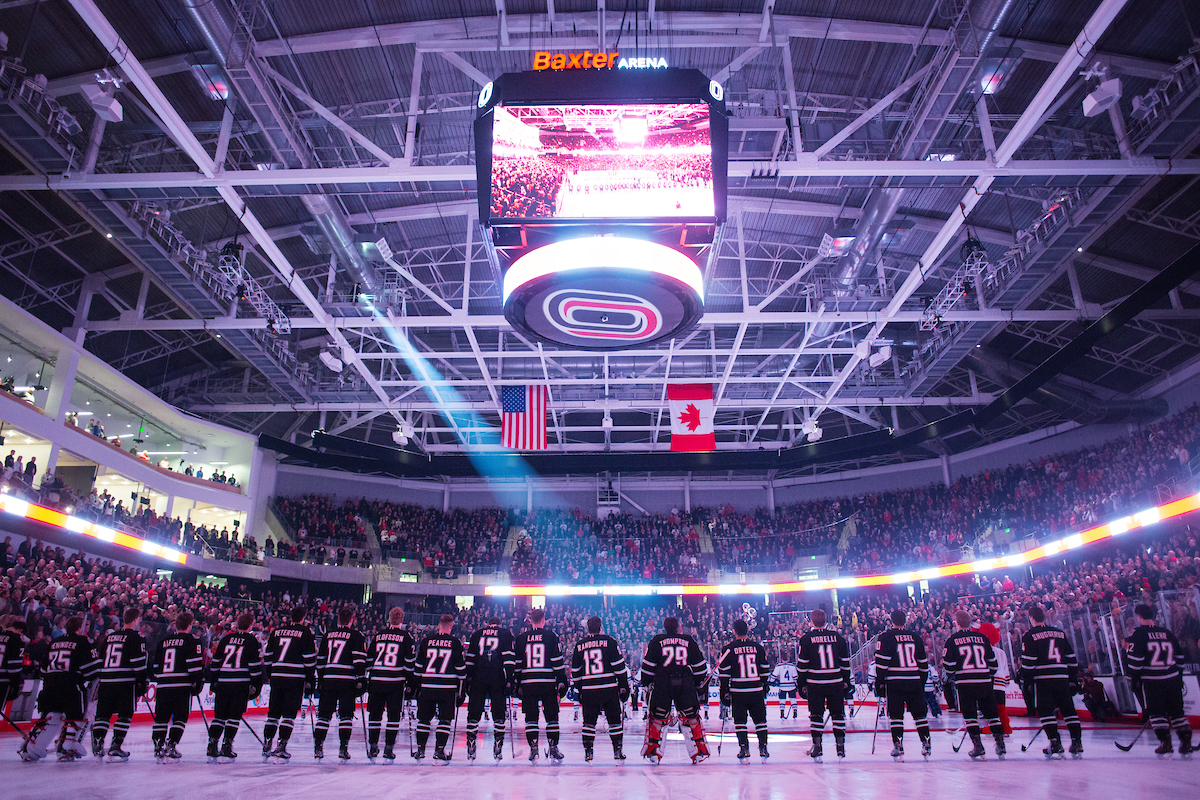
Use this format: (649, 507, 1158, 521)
(544, 289, 663, 342)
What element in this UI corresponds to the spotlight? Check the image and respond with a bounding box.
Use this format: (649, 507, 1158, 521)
(392, 430, 409, 446)
(602, 415, 614, 429)
(318, 350, 344, 372)
(807, 427, 823, 443)
(868, 345, 893, 368)
(80, 83, 122, 122)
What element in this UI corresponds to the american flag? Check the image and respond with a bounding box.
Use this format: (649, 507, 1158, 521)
(500, 384, 547, 450)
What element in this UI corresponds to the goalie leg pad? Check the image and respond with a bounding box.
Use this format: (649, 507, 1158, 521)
(641, 713, 667, 759)
(682, 714, 709, 761)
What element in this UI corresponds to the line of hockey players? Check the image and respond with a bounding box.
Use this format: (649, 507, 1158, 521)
(3, 600, 1192, 765)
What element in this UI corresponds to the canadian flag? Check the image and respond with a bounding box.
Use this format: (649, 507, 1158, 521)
(668, 383, 716, 452)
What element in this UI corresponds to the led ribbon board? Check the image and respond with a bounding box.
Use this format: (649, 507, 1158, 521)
(484, 491, 1200, 597)
(0, 494, 189, 565)
(503, 236, 704, 348)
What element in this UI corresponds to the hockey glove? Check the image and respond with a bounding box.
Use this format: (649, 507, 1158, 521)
(1130, 676, 1143, 701)
(248, 682, 263, 701)
(191, 681, 204, 697)
(304, 682, 314, 698)
(557, 682, 569, 700)
(720, 693, 732, 708)
(135, 679, 148, 699)
(843, 680, 854, 700)
(798, 684, 808, 700)
(875, 682, 886, 699)
(356, 678, 367, 697)
(619, 683, 631, 703)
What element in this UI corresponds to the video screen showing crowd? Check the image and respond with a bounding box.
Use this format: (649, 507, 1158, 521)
(7, 601, 1195, 766)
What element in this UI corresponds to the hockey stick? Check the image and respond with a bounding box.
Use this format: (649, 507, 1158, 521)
(1019, 727, 1043, 752)
(241, 716, 265, 746)
(1114, 720, 1152, 752)
(198, 702, 211, 735)
(508, 695, 516, 760)
(951, 728, 970, 753)
(870, 699, 883, 755)
(0, 707, 34, 743)
(716, 710, 727, 756)
(360, 700, 371, 759)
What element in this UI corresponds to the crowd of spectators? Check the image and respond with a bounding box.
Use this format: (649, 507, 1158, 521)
(510, 507, 706, 583)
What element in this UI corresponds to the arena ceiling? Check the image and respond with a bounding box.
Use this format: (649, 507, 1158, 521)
(1, 0, 1200, 475)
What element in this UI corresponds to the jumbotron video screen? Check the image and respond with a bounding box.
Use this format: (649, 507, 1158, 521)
(488, 103, 715, 222)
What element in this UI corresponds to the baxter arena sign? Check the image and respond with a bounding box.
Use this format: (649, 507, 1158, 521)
(532, 51, 668, 70)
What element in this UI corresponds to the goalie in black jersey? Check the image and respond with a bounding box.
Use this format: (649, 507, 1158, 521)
(639, 616, 710, 764)
(1019, 604, 1082, 758)
(514, 607, 569, 763)
(876, 608, 931, 761)
(20, 615, 99, 762)
(151, 611, 204, 761)
(367, 606, 417, 762)
(465, 616, 516, 761)
(262, 606, 318, 761)
(0, 616, 26, 720)
(942, 610, 1004, 760)
(796, 608, 851, 761)
(92, 606, 148, 761)
(314, 606, 368, 761)
(570, 615, 631, 763)
(1125, 603, 1193, 757)
(717, 618, 770, 762)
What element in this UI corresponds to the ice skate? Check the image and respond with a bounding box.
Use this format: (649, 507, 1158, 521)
(383, 746, 396, 763)
(433, 746, 451, 764)
(759, 742, 770, 762)
(163, 743, 182, 762)
(218, 742, 237, 762)
(967, 740, 986, 760)
(412, 745, 426, 761)
(338, 744, 351, 762)
(270, 741, 290, 761)
(836, 738, 846, 759)
(207, 739, 220, 763)
(921, 738, 932, 761)
(1069, 738, 1084, 759)
(262, 740, 273, 762)
(1178, 734, 1193, 759)
(528, 746, 538, 764)
(737, 742, 751, 763)
(614, 743, 626, 763)
(91, 734, 105, 760)
(368, 743, 380, 761)
(808, 739, 823, 762)
(493, 738, 504, 762)
(466, 734, 477, 761)
(1043, 739, 1065, 759)
(584, 742, 594, 762)
(891, 743, 904, 762)
(107, 744, 130, 763)
(547, 743, 564, 763)
(1155, 739, 1174, 758)
(313, 741, 324, 761)
(994, 737, 1006, 761)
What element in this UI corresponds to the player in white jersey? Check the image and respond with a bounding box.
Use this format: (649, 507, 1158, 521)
(771, 658, 799, 719)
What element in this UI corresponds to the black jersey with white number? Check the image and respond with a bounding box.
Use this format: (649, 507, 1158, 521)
(414, 634, 466, 692)
(42, 632, 99, 690)
(941, 630, 998, 687)
(1019, 625, 1077, 683)
(570, 633, 629, 693)
(318, 626, 368, 686)
(265, 625, 318, 684)
(717, 638, 769, 695)
(0, 630, 25, 686)
(1125, 625, 1183, 682)
(514, 628, 568, 690)
(368, 627, 417, 688)
(796, 627, 851, 687)
(97, 628, 148, 684)
(466, 624, 516, 688)
(640, 633, 709, 688)
(153, 631, 204, 690)
(210, 631, 264, 689)
(875, 628, 928, 687)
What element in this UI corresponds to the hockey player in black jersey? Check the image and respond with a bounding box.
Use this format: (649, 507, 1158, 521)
(208, 612, 265, 762)
(876, 609, 931, 761)
(262, 606, 318, 761)
(640, 616, 711, 764)
(314, 606, 368, 761)
(413, 614, 467, 763)
(1126, 603, 1193, 757)
(796, 608, 851, 761)
(717, 618, 770, 763)
(0, 616, 26, 718)
(570, 615, 631, 763)
(465, 616, 515, 762)
(367, 606, 416, 762)
(93, 606, 148, 761)
(514, 607, 569, 763)
(20, 615, 99, 762)
(151, 611, 204, 761)
(942, 610, 1004, 760)
(1019, 604, 1082, 758)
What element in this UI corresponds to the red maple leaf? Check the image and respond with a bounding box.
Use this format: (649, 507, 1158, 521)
(678, 402, 703, 432)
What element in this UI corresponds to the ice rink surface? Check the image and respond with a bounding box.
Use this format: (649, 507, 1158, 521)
(3, 708, 1195, 800)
